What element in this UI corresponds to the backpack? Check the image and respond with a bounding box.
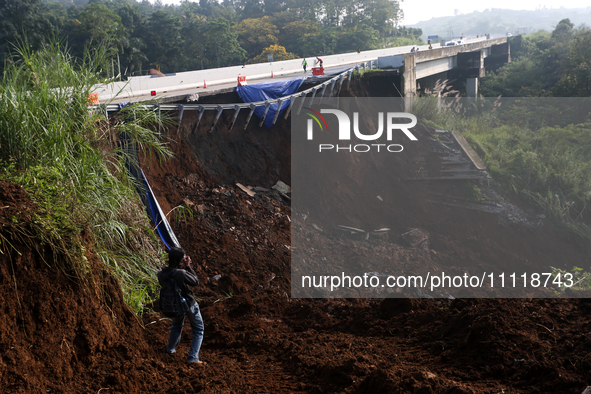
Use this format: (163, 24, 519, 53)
(159, 273, 189, 318)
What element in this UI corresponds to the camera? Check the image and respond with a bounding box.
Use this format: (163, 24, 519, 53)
(181, 255, 192, 268)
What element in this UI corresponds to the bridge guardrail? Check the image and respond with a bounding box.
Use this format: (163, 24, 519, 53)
(92, 68, 355, 130)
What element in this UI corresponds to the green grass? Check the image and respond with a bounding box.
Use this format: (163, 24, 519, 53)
(0, 39, 173, 314)
(416, 96, 591, 251)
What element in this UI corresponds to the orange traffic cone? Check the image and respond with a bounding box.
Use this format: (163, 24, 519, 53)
(271, 71, 274, 78)
(204, 80, 207, 88)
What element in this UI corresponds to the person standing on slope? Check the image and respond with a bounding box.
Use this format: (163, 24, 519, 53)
(158, 247, 205, 365)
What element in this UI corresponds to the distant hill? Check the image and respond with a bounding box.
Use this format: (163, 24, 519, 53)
(409, 7, 591, 41)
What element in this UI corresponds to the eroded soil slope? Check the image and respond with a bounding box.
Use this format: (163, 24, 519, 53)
(1, 74, 591, 393)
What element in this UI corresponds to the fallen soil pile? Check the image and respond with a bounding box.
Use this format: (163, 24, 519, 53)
(1, 73, 591, 393)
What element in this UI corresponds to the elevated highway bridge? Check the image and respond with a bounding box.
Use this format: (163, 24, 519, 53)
(95, 36, 509, 105)
(94, 37, 509, 129)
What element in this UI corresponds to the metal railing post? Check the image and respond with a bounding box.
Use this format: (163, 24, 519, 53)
(244, 104, 257, 130)
(194, 106, 205, 129)
(308, 87, 319, 106)
(178, 104, 184, 123)
(272, 99, 284, 125)
(328, 79, 337, 97)
(210, 106, 224, 132)
(318, 83, 328, 104)
(283, 95, 297, 120)
(347, 69, 353, 91)
(296, 92, 307, 115)
(229, 105, 241, 131)
(259, 102, 271, 127)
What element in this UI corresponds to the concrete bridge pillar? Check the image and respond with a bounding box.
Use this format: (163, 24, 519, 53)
(402, 54, 417, 111)
(402, 54, 417, 97)
(467, 78, 478, 97)
(458, 50, 485, 97)
(485, 42, 511, 72)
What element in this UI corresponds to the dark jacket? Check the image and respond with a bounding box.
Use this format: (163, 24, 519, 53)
(157, 266, 199, 307)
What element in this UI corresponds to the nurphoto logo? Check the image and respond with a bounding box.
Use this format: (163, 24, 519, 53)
(303, 108, 418, 153)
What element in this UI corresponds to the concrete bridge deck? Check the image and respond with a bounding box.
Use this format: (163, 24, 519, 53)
(94, 37, 508, 104)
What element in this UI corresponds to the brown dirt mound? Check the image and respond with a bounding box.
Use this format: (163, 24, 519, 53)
(1, 74, 591, 393)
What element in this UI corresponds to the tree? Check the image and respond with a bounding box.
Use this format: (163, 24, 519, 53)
(336, 25, 380, 53)
(296, 28, 338, 57)
(237, 16, 279, 58)
(392, 26, 422, 40)
(250, 44, 297, 63)
(0, 0, 53, 65)
(362, 0, 402, 37)
(239, 0, 264, 20)
(117, 3, 143, 33)
(205, 18, 246, 68)
(554, 28, 591, 96)
(263, 0, 286, 15)
(116, 4, 147, 76)
(479, 24, 584, 98)
(41, 2, 69, 37)
(480, 57, 549, 97)
(507, 34, 540, 60)
(137, 0, 155, 16)
(68, 4, 126, 60)
(180, 12, 209, 70)
(289, 0, 320, 21)
(340, 0, 365, 29)
(321, 0, 353, 27)
(138, 10, 183, 72)
(539, 19, 576, 90)
(118, 36, 147, 75)
(551, 18, 574, 41)
(279, 20, 319, 55)
(199, 0, 215, 16)
(270, 10, 300, 31)
(210, 4, 238, 22)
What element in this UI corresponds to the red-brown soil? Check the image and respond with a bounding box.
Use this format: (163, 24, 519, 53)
(1, 74, 591, 393)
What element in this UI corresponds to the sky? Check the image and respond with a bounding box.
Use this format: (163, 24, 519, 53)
(401, 0, 590, 25)
(149, 0, 591, 25)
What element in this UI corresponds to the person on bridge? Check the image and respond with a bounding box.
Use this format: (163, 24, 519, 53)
(316, 57, 323, 68)
(302, 58, 308, 72)
(158, 247, 205, 365)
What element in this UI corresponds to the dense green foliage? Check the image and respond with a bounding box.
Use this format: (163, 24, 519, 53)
(1, 0, 421, 75)
(0, 41, 172, 313)
(417, 19, 591, 248)
(416, 97, 591, 249)
(481, 20, 591, 98)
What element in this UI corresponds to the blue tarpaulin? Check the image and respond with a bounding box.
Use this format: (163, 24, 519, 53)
(119, 135, 180, 250)
(237, 78, 304, 128)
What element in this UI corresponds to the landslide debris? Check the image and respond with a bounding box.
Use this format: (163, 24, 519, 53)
(2, 74, 591, 393)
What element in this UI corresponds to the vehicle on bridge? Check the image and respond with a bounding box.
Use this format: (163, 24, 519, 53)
(445, 41, 461, 47)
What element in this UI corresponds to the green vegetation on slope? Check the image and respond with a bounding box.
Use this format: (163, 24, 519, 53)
(415, 97, 591, 249)
(0, 40, 172, 313)
(481, 20, 591, 98)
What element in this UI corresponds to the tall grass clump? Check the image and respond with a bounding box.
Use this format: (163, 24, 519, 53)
(0, 40, 173, 313)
